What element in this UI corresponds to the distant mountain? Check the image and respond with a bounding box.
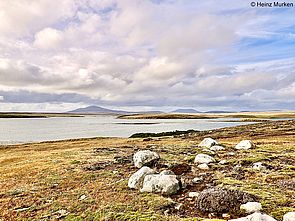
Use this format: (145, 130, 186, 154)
(205, 110, 235, 113)
(68, 106, 130, 114)
(68, 106, 163, 115)
(171, 108, 201, 113)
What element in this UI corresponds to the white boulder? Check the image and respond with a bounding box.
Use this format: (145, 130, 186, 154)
(199, 138, 218, 148)
(194, 154, 215, 164)
(210, 145, 225, 151)
(283, 212, 295, 221)
(235, 140, 254, 150)
(140, 174, 180, 195)
(128, 166, 155, 189)
(240, 202, 262, 213)
(229, 212, 277, 221)
(133, 150, 160, 168)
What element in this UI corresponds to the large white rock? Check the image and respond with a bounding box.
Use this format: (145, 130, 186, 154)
(140, 174, 180, 195)
(128, 166, 155, 189)
(194, 154, 215, 164)
(199, 138, 218, 148)
(235, 140, 254, 150)
(283, 212, 295, 221)
(210, 145, 225, 151)
(229, 212, 277, 221)
(133, 150, 160, 168)
(240, 202, 262, 213)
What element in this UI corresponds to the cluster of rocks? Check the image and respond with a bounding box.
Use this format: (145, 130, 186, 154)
(127, 138, 293, 220)
(128, 150, 180, 195)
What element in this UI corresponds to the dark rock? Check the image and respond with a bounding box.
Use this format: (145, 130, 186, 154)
(196, 187, 257, 213)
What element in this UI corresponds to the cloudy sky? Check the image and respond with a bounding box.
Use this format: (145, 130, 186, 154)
(0, 0, 295, 112)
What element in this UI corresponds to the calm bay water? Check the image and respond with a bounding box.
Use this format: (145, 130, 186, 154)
(0, 115, 253, 144)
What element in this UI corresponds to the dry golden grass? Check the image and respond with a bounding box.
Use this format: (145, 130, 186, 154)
(0, 120, 294, 220)
(119, 111, 295, 119)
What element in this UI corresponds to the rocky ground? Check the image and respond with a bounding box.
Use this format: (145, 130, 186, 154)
(0, 120, 294, 220)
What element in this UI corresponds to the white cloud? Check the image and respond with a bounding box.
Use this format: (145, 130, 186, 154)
(0, 0, 294, 111)
(34, 28, 64, 49)
(0, 0, 77, 37)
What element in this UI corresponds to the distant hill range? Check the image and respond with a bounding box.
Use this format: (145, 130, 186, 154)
(171, 108, 234, 114)
(69, 105, 236, 115)
(204, 110, 234, 113)
(171, 108, 201, 113)
(68, 106, 162, 115)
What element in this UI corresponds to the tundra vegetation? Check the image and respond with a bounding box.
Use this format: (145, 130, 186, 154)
(0, 120, 294, 220)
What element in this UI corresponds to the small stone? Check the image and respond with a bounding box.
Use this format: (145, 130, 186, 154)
(223, 213, 231, 219)
(194, 154, 215, 164)
(219, 160, 228, 165)
(198, 163, 210, 170)
(174, 203, 183, 210)
(283, 212, 295, 221)
(253, 162, 266, 171)
(235, 140, 254, 150)
(240, 202, 262, 213)
(164, 209, 170, 216)
(188, 192, 199, 198)
(199, 138, 218, 148)
(15, 207, 30, 212)
(228, 152, 236, 156)
(53, 209, 69, 218)
(210, 145, 225, 151)
(79, 195, 87, 200)
(192, 177, 203, 184)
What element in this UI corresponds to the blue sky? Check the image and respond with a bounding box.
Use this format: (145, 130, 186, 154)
(0, 0, 294, 112)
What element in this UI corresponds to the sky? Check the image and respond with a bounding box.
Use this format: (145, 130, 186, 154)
(0, 0, 295, 112)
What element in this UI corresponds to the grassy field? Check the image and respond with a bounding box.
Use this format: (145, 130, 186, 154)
(118, 111, 295, 120)
(0, 120, 294, 220)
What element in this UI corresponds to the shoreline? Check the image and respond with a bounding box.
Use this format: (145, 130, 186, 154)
(1, 119, 294, 147)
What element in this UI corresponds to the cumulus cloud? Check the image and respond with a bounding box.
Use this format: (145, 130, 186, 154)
(0, 0, 76, 37)
(0, 0, 294, 111)
(34, 28, 64, 49)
